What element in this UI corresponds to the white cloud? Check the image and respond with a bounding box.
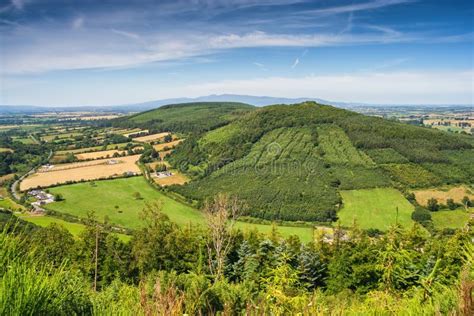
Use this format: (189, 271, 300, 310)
(180, 71, 474, 104)
(291, 58, 299, 69)
(2, 30, 411, 74)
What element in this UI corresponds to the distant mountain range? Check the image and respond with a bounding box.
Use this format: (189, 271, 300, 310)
(0, 94, 471, 114)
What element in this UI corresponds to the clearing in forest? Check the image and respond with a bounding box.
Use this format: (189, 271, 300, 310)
(338, 188, 415, 230)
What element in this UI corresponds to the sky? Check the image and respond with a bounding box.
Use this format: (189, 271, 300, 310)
(0, 0, 473, 106)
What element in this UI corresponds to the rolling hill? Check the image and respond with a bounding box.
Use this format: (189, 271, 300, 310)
(165, 101, 473, 222)
(112, 102, 255, 134)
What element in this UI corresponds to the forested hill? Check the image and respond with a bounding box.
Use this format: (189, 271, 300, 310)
(169, 101, 474, 222)
(112, 102, 255, 134)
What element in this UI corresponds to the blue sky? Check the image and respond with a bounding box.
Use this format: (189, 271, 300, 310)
(0, 0, 472, 106)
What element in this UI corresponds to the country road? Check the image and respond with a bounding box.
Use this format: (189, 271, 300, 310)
(11, 149, 53, 201)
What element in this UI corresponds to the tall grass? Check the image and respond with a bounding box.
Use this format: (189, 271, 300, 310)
(0, 224, 92, 315)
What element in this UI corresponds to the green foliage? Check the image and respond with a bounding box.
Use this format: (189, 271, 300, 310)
(411, 206, 432, 223)
(116, 102, 255, 134)
(169, 102, 471, 223)
(0, 227, 92, 314)
(382, 163, 442, 187)
(427, 198, 440, 212)
(365, 148, 409, 164)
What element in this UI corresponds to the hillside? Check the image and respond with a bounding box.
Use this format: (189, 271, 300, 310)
(169, 102, 473, 222)
(113, 102, 255, 134)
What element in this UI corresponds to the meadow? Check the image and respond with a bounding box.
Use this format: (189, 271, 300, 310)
(431, 209, 471, 229)
(337, 188, 415, 230)
(46, 177, 199, 228)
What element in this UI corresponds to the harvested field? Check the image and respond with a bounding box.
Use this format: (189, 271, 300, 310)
(153, 139, 183, 151)
(19, 155, 141, 191)
(56, 143, 130, 155)
(75, 149, 126, 160)
(134, 132, 170, 143)
(152, 170, 188, 186)
(0, 147, 13, 153)
(413, 185, 474, 206)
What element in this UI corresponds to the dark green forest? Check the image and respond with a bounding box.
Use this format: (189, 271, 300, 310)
(1, 196, 473, 315)
(165, 102, 473, 222)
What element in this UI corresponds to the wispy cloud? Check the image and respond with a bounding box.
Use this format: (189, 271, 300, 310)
(253, 62, 268, 71)
(291, 58, 299, 69)
(305, 0, 414, 15)
(111, 29, 141, 40)
(72, 17, 84, 29)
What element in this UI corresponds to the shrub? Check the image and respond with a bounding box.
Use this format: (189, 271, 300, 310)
(411, 207, 432, 223)
(427, 198, 439, 212)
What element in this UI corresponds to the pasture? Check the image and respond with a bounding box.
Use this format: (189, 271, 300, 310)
(338, 188, 415, 230)
(0, 148, 13, 153)
(431, 209, 472, 229)
(20, 155, 141, 191)
(45, 177, 202, 228)
(413, 185, 473, 206)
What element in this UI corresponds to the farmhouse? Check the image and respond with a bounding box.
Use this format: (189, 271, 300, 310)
(156, 171, 173, 178)
(28, 189, 55, 205)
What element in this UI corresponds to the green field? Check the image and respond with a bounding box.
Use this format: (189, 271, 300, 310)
(45, 177, 316, 241)
(0, 197, 26, 212)
(12, 136, 36, 144)
(46, 177, 203, 228)
(19, 215, 131, 241)
(431, 209, 471, 229)
(338, 188, 415, 230)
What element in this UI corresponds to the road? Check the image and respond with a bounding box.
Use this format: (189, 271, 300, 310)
(11, 149, 53, 201)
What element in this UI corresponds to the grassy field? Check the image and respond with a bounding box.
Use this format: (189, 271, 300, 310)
(19, 215, 131, 241)
(431, 209, 471, 229)
(45, 177, 316, 241)
(46, 177, 202, 228)
(338, 188, 415, 230)
(0, 197, 26, 212)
